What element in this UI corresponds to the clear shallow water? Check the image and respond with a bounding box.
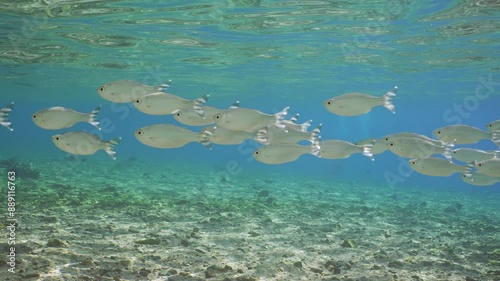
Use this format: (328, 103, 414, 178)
(1, 1, 500, 280)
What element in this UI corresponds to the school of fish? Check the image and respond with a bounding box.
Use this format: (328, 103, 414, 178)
(2, 80, 499, 186)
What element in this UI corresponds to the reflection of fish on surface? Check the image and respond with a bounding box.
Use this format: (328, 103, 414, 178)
(32, 105, 101, 130)
(134, 124, 212, 149)
(0, 102, 13, 131)
(52, 131, 121, 160)
(323, 86, 397, 116)
(97, 80, 171, 103)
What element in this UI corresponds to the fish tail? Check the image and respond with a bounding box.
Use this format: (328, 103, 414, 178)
(256, 127, 269, 145)
(0, 102, 13, 131)
(443, 144, 453, 161)
(229, 101, 240, 109)
(491, 129, 500, 146)
(199, 129, 212, 150)
(274, 106, 289, 131)
(300, 120, 313, 132)
(309, 124, 322, 143)
(193, 94, 209, 118)
(104, 137, 122, 160)
(383, 86, 397, 114)
(88, 105, 101, 130)
(464, 162, 475, 178)
(289, 113, 299, 123)
(311, 136, 321, 158)
(158, 79, 172, 91)
(362, 142, 374, 161)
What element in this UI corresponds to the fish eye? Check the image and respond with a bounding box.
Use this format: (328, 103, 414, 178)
(384, 137, 389, 141)
(55, 136, 60, 141)
(389, 142, 394, 146)
(33, 114, 37, 119)
(175, 112, 181, 116)
(254, 151, 259, 155)
(136, 130, 142, 135)
(478, 163, 482, 167)
(453, 151, 457, 154)
(215, 114, 220, 119)
(436, 130, 441, 134)
(411, 160, 416, 165)
(326, 100, 332, 105)
(99, 87, 104, 92)
(134, 99, 141, 104)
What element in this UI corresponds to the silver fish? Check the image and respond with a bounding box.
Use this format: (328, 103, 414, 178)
(469, 156, 500, 177)
(461, 172, 500, 186)
(52, 132, 121, 159)
(133, 92, 208, 116)
(97, 80, 170, 103)
(213, 104, 289, 133)
(409, 158, 465, 177)
(486, 119, 500, 132)
(385, 137, 453, 160)
(320, 139, 373, 160)
(433, 124, 499, 145)
(323, 86, 397, 116)
(354, 138, 387, 155)
(32, 105, 100, 130)
(253, 140, 320, 165)
(202, 126, 264, 145)
(451, 148, 497, 163)
(134, 124, 211, 149)
(173, 106, 221, 126)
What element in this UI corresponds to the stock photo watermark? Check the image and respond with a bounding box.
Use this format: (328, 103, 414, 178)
(6, 171, 17, 274)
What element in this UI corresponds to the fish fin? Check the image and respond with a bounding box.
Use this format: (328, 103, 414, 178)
(274, 106, 289, 131)
(193, 94, 209, 117)
(88, 105, 101, 130)
(300, 120, 313, 132)
(311, 136, 321, 158)
(363, 142, 374, 161)
(158, 80, 172, 91)
(199, 129, 212, 150)
(256, 127, 269, 145)
(289, 113, 299, 123)
(464, 162, 475, 178)
(229, 101, 239, 109)
(309, 124, 322, 143)
(104, 137, 122, 160)
(491, 129, 500, 145)
(0, 102, 13, 131)
(383, 86, 397, 114)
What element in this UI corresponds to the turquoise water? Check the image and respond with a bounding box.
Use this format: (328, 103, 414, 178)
(1, 1, 500, 280)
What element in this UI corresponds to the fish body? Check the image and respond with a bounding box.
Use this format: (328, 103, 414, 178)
(134, 124, 211, 149)
(461, 172, 500, 186)
(282, 114, 312, 132)
(383, 132, 442, 146)
(433, 124, 499, 145)
(133, 92, 208, 116)
(173, 106, 220, 126)
(354, 138, 387, 155)
(323, 86, 397, 116)
(214, 106, 289, 133)
(385, 137, 453, 160)
(202, 126, 261, 145)
(253, 141, 320, 165)
(409, 158, 464, 177)
(451, 148, 497, 163)
(0, 102, 13, 131)
(33, 106, 100, 130)
(97, 80, 170, 103)
(472, 157, 500, 177)
(320, 139, 373, 160)
(52, 132, 121, 159)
